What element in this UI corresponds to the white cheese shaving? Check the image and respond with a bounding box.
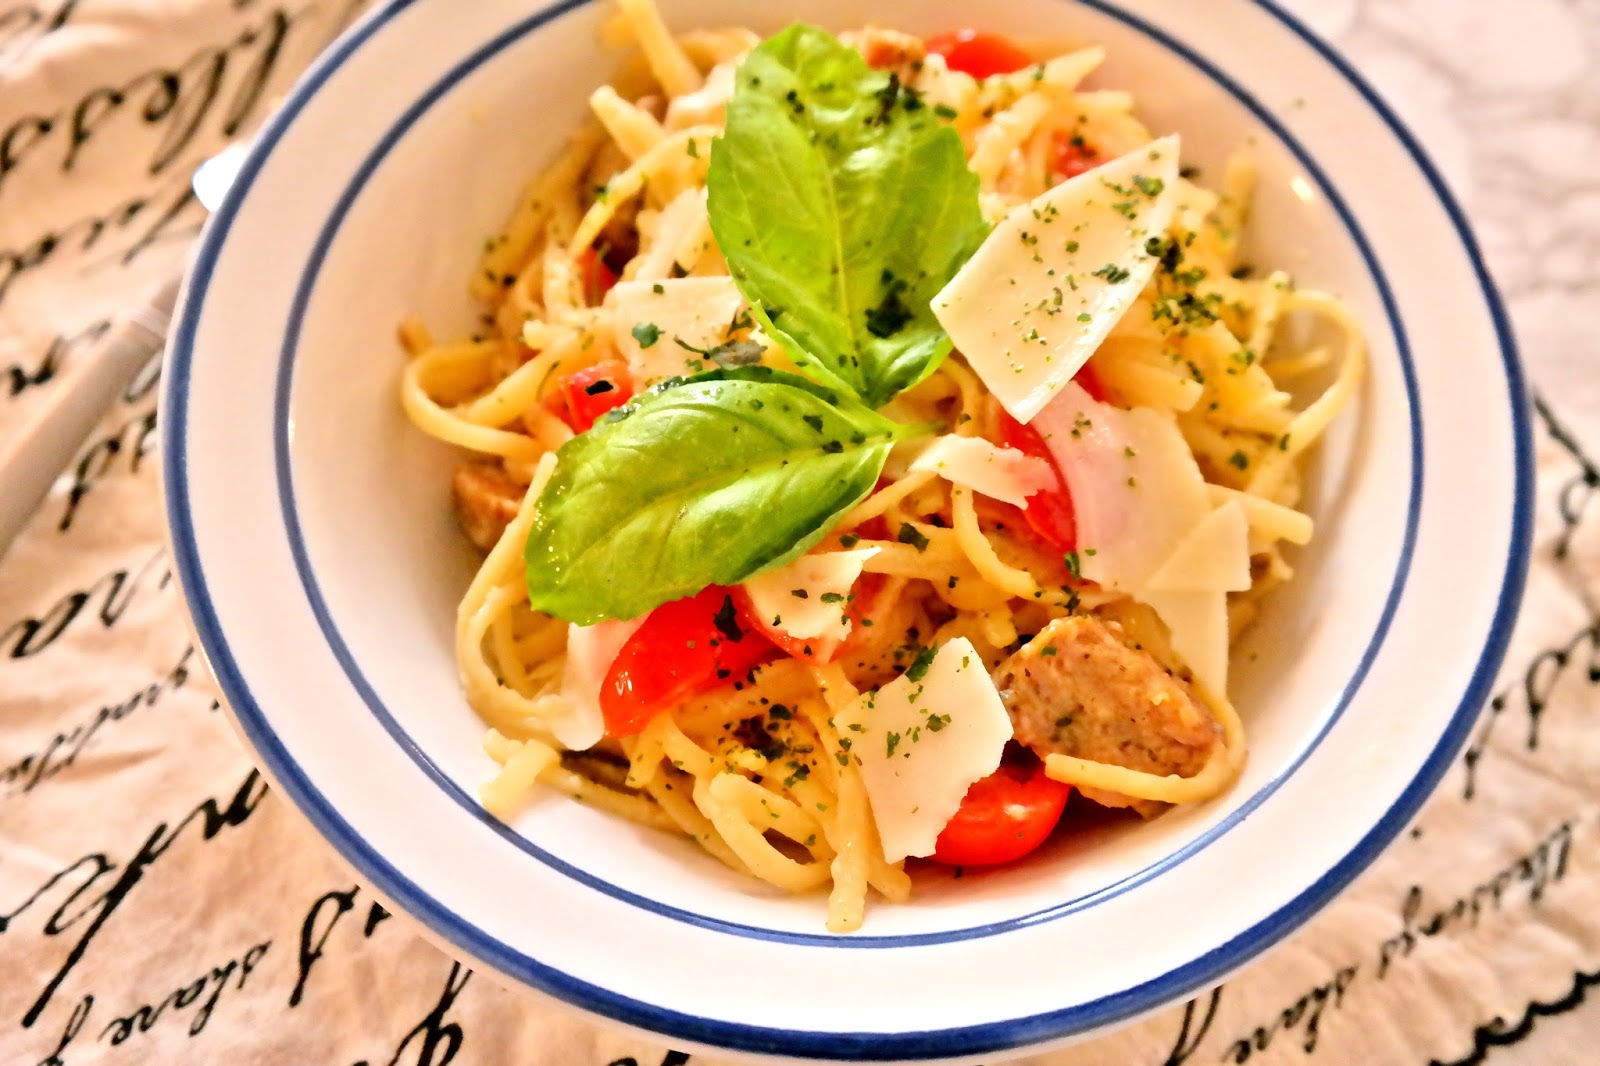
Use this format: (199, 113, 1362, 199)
(664, 58, 738, 129)
(838, 638, 1013, 863)
(931, 135, 1182, 424)
(912, 53, 977, 123)
(630, 187, 708, 282)
(1033, 382, 1210, 593)
(552, 618, 645, 750)
(740, 547, 881, 646)
(1145, 500, 1251, 593)
(909, 434, 1055, 508)
(1139, 589, 1230, 701)
(1032, 382, 1249, 696)
(607, 276, 745, 385)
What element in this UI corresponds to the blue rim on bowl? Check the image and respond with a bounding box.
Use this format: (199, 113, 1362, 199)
(162, 0, 1533, 1058)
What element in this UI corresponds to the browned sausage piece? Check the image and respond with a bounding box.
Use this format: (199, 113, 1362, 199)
(992, 615, 1222, 818)
(847, 27, 927, 81)
(452, 462, 524, 554)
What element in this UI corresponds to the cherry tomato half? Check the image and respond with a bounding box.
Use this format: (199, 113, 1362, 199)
(600, 587, 778, 737)
(932, 756, 1071, 867)
(1053, 131, 1100, 180)
(997, 413, 1078, 552)
(990, 365, 1109, 552)
(925, 29, 1035, 78)
(576, 247, 619, 305)
(556, 361, 634, 433)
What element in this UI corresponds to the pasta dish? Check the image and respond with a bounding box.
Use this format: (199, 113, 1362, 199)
(398, 1, 1365, 932)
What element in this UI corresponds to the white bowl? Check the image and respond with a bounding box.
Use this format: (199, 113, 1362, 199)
(160, 0, 1532, 1061)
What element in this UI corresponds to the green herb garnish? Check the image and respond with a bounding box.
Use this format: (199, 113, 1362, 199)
(906, 644, 937, 682)
(524, 368, 915, 623)
(897, 522, 930, 551)
(707, 25, 987, 407)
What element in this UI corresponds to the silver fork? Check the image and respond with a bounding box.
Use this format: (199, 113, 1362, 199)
(0, 142, 251, 562)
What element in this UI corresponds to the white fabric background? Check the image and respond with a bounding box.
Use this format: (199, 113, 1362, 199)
(2, 1, 1598, 1063)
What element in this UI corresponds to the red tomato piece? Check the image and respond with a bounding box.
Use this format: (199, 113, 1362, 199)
(600, 587, 778, 738)
(1052, 131, 1100, 180)
(931, 756, 1071, 867)
(925, 29, 1035, 78)
(732, 572, 889, 665)
(1074, 362, 1109, 402)
(988, 365, 1107, 551)
(576, 247, 619, 305)
(997, 412, 1078, 552)
(559, 361, 634, 433)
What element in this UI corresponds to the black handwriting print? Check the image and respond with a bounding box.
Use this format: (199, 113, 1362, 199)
(0, 3, 305, 199)
(0, 549, 170, 660)
(75, 176, 208, 277)
(3, 317, 108, 399)
(0, 170, 206, 315)
(1460, 617, 1600, 801)
(1377, 819, 1577, 980)
(57, 399, 160, 534)
(1429, 968, 1600, 1066)
(0, 2, 81, 71)
(0, 768, 268, 1029)
(33, 940, 272, 1064)
(0, 644, 199, 800)
(1534, 394, 1600, 563)
(286, 880, 697, 1066)
(1166, 967, 1359, 1066)
(100, 940, 272, 1047)
(0, 0, 338, 318)
(1157, 818, 1584, 1066)
(1160, 987, 1223, 1066)
(349, 961, 472, 1066)
(1450, 397, 1600, 801)
(290, 884, 392, 1008)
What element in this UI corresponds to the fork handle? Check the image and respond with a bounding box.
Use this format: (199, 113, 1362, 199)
(0, 275, 180, 561)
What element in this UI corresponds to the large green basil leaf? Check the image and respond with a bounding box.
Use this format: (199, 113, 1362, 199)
(524, 368, 907, 624)
(707, 24, 988, 408)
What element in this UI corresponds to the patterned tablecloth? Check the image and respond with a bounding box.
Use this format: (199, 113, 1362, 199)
(3, 1, 1599, 1063)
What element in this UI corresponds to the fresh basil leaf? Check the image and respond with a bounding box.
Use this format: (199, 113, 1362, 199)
(525, 368, 908, 624)
(707, 24, 988, 408)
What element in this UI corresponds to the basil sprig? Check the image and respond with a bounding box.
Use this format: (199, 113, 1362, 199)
(708, 24, 988, 408)
(525, 369, 917, 625)
(523, 25, 986, 624)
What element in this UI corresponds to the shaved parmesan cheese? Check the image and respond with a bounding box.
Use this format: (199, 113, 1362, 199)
(665, 58, 738, 129)
(1033, 383, 1249, 697)
(741, 547, 881, 645)
(553, 618, 644, 749)
(912, 54, 978, 123)
(631, 188, 708, 281)
(608, 276, 745, 385)
(1033, 382, 1210, 593)
(1146, 501, 1251, 593)
(838, 638, 1013, 863)
(909, 434, 1055, 507)
(932, 135, 1182, 424)
(1140, 589, 1230, 700)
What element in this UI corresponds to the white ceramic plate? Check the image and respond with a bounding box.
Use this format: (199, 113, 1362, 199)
(161, 0, 1532, 1061)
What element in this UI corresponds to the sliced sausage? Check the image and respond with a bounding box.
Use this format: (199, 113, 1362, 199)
(452, 461, 523, 554)
(845, 27, 927, 80)
(992, 614, 1221, 818)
